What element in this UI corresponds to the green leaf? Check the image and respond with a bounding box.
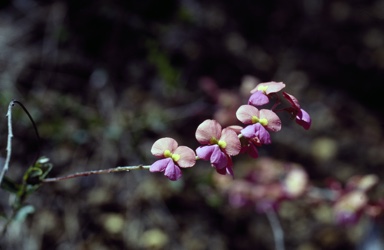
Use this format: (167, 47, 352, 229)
(23, 157, 53, 185)
(14, 205, 35, 222)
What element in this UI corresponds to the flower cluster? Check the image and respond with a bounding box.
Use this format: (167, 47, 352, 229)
(149, 80, 311, 180)
(214, 157, 382, 226)
(222, 158, 309, 212)
(330, 174, 381, 225)
(144, 79, 384, 227)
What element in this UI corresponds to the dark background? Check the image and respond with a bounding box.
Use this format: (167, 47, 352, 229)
(0, 0, 384, 249)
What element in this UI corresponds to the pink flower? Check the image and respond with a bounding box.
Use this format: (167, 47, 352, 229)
(248, 81, 286, 106)
(241, 123, 271, 144)
(332, 174, 379, 225)
(333, 191, 367, 225)
(236, 105, 281, 132)
(282, 92, 311, 130)
(150, 137, 196, 181)
(195, 120, 241, 176)
(227, 125, 259, 158)
(346, 174, 379, 191)
(236, 105, 281, 144)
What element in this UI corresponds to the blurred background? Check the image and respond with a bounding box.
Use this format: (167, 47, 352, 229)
(0, 0, 384, 249)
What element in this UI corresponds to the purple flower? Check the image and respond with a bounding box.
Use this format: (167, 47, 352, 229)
(241, 123, 271, 144)
(236, 104, 281, 146)
(195, 120, 241, 176)
(150, 137, 196, 181)
(282, 92, 311, 130)
(248, 81, 286, 106)
(333, 191, 367, 225)
(236, 105, 282, 132)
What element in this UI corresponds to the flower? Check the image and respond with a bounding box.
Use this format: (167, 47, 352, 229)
(241, 123, 271, 144)
(236, 105, 281, 144)
(150, 137, 196, 181)
(195, 119, 241, 176)
(333, 191, 367, 225)
(282, 166, 308, 198)
(282, 92, 311, 130)
(227, 125, 259, 159)
(346, 174, 379, 191)
(248, 81, 286, 106)
(236, 105, 281, 132)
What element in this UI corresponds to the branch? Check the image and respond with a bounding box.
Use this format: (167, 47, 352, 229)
(265, 208, 285, 250)
(42, 165, 151, 183)
(0, 101, 15, 184)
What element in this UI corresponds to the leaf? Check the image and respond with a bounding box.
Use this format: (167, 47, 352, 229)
(14, 205, 35, 222)
(23, 157, 53, 185)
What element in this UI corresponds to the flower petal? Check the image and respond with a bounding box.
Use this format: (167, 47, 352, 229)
(248, 91, 269, 106)
(259, 109, 282, 132)
(195, 119, 222, 144)
(164, 161, 182, 181)
(296, 109, 311, 130)
(226, 165, 234, 176)
(174, 146, 196, 168)
(283, 167, 308, 198)
(151, 137, 178, 157)
(259, 82, 286, 94)
(241, 124, 258, 138)
(255, 124, 271, 144)
(282, 92, 301, 109)
(251, 81, 286, 94)
(150, 158, 172, 172)
(236, 105, 259, 124)
(242, 124, 271, 144)
(213, 156, 234, 176)
(220, 128, 241, 156)
(226, 125, 243, 134)
(246, 142, 259, 158)
(210, 146, 228, 169)
(216, 166, 228, 175)
(264, 82, 286, 94)
(196, 145, 216, 160)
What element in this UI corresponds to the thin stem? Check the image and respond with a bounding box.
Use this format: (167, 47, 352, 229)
(265, 208, 285, 250)
(1, 100, 42, 184)
(42, 165, 151, 183)
(13, 100, 42, 164)
(0, 101, 15, 184)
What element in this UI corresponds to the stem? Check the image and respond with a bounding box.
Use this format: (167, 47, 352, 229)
(42, 165, 151, 183)
(0, 101, 15, 184)
(13, 100, 42, 164)
(1, 100, 42, 184)
(265, 208, 285, 250)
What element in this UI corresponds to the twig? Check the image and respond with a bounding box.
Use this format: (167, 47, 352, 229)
(0, 100, 42, 184)
(0, 101, 15, 184)
(265, 208, 285, 250)
(42, 165, 151, 183)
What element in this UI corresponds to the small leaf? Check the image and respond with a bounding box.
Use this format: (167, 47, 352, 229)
(23, 157, 53, 185)
(14, 205, 35, 222)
